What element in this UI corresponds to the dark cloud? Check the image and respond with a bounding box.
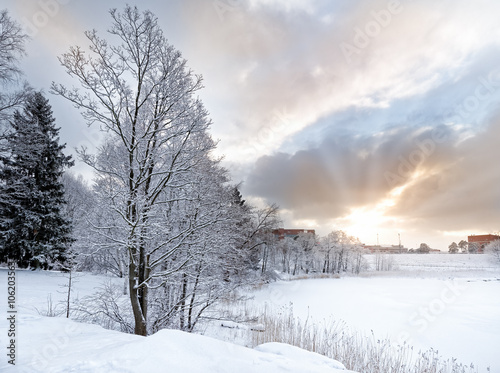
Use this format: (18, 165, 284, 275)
(246, 113, 500, 240)
(388, 117, 500, 232)
(246, 124, 462, 219)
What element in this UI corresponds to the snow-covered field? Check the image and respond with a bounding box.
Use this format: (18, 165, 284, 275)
(1, 253, 499, 372)
(0, 269, 354, 372)
(365, 252, 500, 275)
(249, 254, 500, 372)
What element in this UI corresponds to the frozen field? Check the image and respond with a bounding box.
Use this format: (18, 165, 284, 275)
(249, 254, 500, 372)
(365, 253, 500, 274)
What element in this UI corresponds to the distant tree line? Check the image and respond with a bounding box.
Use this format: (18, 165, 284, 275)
(257, 229, 368, 278)
(448, 240, 477, 254)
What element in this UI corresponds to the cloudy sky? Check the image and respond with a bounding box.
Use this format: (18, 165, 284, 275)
(4, 0, 500, 250)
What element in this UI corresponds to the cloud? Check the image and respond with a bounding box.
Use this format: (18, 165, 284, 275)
(245, 113, 500, 243)
(177, 0, 500, 164)
(5, 0, 500, 246)
(388, 117, 500, 232)
(246, 124, 458, 215)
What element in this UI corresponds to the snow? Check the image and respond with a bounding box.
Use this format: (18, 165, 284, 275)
(250, 255, 500, 372)
(220, 320, 250, 329)
(365, 252, 500, 274)
(1, 254, 499, 372)
(0, 269, 354, 372)
(255, 343, 348, 371)
(0, 314, 354, 373)
(219, 320, 265, 331)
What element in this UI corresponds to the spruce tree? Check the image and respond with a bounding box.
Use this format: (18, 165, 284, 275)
(0, 91, 74, 269)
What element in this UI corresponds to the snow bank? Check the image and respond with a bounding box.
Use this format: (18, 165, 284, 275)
(255, 343, 347, 371)
(0, 269, 357, 372)
(0, 314, 355, 372)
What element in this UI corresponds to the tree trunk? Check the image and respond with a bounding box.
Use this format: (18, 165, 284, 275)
(188, 264, 202, 331)
(129, 251, 147, 336)
(137, 246, 149, 323)
(117, 248, 124, 277)
(261, 245, 268, 274)
(179, 272, 188, 330)
(66, 271, 72, 318)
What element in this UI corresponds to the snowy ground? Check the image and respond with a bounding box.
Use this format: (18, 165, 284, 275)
(0, 269, 354, 372)
(365, 252, 500, 275)
(1, 254, 499, 372)
(247, 254, 500, 372)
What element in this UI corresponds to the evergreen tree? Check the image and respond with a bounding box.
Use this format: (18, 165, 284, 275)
(231, 187, 246, 207)
(0, 91, 74, 269)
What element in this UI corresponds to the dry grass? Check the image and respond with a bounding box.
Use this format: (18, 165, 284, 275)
(292, 273, 341, 281)
(250, 305, 483, 373)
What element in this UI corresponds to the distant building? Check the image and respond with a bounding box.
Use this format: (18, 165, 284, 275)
(272, 228, 316, 240)
(468, 234, 500, 253)
(362, 244, 408, 254)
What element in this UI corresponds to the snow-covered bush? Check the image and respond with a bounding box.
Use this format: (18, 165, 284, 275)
(374, 252, 397, 271)
(71, 281, 133, 333)
(485, 239, 500, 264)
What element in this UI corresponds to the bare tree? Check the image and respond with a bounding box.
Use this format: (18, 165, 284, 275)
(0, 10, 26, 82)
(318, 230, 366, 274)
(61, 173, 116, 275)
(147, 157, 237, 332)
(0, 10, 30, 120)
(291, 232, 316, 275)
(235, 203, 280, 273)
(52, 6, 217, 335)
(485, 239, 500, 263)
(350, 243, 367, 274)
